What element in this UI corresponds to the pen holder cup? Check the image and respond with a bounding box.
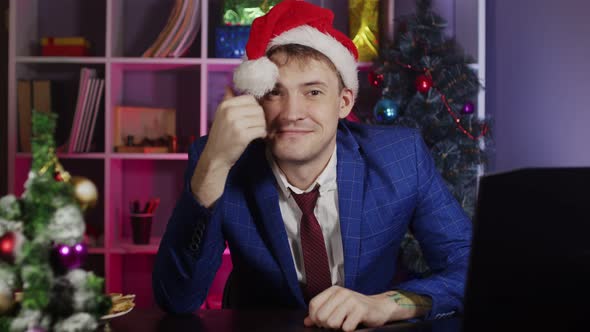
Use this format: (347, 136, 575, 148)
(130, 213, 153, 244)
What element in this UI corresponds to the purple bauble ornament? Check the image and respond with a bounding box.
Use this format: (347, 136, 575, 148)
(55, 243, 87, 270)
(462, 101, 475, 114)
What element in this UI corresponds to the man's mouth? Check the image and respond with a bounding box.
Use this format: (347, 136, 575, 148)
(276, 129, 313, 137)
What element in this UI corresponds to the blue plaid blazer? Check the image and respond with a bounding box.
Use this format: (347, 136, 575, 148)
(153, 120, 472, 320)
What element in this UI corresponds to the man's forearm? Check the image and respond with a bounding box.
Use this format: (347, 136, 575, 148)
(383, 290, 432, 321)
(190, 152, 231, 208)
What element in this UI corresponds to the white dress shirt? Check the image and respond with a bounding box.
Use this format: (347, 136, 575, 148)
(266, 147, 344, 287)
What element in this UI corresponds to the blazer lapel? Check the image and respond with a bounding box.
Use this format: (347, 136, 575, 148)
(248, 142, 305, 306)
(336, 122, 365, 291)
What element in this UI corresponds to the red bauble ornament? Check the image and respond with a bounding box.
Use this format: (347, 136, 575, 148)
(54, 171, 64, 182)
(368, 71, 384, 87)
(0, 232, 16, 263)
(415, 75, 433, 94)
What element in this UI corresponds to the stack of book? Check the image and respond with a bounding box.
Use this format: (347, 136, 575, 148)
(142, 0, 201, 57)
(17, 71, 103, 153)
(67, 68, 105, 153)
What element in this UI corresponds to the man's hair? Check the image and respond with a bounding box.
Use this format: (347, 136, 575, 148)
(266, 44, 346, 92)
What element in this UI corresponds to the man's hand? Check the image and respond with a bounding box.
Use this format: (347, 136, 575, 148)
(191, 87, 267, 207)
(304, 286, 432, 331)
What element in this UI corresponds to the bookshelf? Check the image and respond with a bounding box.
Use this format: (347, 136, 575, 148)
(7, 0, 486, 309)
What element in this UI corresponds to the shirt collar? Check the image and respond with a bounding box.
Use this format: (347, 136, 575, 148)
(266, 146, 338, 198)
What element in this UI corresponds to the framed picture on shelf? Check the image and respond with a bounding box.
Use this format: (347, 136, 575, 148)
(113, 106, 176, 153)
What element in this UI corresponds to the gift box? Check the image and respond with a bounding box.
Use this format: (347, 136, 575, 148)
(41, 37, 91, 56)
(215, 26, 251, 58)
(222, 0, 279, 25)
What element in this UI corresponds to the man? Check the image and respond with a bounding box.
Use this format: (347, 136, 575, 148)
(153, 1, 471, 331)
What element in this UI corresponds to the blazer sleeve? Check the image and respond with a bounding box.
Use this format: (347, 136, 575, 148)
(394, 132, 473, 320)
(152, 137, 226, 314)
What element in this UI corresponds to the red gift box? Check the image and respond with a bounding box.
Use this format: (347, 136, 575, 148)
(41, 37, 90, 56)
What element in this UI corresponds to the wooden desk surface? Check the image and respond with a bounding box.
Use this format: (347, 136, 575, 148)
(105, 308, 461, 332)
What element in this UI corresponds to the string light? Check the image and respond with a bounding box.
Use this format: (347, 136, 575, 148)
(389, 59, 489, 140)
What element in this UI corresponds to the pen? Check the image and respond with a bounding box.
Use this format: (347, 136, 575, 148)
(149, 198, 160, 213)
(142, 200, 151, 214)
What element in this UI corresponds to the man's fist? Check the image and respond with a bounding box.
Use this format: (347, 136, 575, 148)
(304, 286, 432, 331)
(190, 87, 267, 207)
(304, 286, 395, 331)
(203, 87, 267, 168)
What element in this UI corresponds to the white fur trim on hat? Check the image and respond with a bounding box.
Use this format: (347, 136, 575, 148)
(233, 25, 358, 99)
(233, 56, 279, 98)
(268, 25, 358, 97)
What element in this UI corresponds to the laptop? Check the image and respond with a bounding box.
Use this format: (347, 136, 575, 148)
(463, 168, 590, 330)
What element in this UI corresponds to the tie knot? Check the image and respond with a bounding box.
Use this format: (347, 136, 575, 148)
(290, 185, 320, 215)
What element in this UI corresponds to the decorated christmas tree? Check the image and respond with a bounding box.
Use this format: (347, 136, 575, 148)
(0, 111, 110, 332)
(366, 0, 491, 273)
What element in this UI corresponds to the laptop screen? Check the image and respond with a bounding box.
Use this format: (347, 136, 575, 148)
(463, 168, 590, 329)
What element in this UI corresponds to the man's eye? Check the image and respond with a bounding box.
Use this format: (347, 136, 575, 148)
(264, 90, 281, 100)
(267, 89, 281, 97)
(309, 90, 322, 96)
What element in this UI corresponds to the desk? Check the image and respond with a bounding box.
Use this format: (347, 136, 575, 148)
(106, 308, 461, 331)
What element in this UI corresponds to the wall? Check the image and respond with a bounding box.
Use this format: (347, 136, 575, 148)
(487, 0, 590, 172)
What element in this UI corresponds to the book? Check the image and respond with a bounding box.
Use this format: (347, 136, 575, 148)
(41, 37, 90, 46)
(76, 78, 98, 152)
(32, 80, 51, 113)
(17, 80, 32, 152)
(142, 0, 183, 57)
(84, 79, 105, 152)
(156, 0, 191, 57)
(49, 79, 78, 150)
(142, 0, 201, 58)
(68, 68, 97, 153)
(168, 0, 201, 57)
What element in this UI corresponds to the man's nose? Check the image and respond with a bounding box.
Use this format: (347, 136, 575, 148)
(281, 94, 305, 121)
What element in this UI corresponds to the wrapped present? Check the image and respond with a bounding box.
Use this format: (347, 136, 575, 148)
(41, 37, 91, 56)
(222, 0, 279, 26)
(349, 0, 379, 62)
(215, 26, 251, 58)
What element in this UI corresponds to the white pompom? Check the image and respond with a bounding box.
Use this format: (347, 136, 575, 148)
(233, 57, 279, 98)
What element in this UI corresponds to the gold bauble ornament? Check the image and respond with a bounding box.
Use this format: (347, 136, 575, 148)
(0, 291, 15, 314)
(71, 176, 98, 210)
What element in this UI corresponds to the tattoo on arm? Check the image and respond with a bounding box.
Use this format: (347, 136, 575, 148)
(387, 291, 433, 309)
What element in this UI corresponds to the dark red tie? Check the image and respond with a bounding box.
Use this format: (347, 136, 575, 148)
(290, 185, 332, 302)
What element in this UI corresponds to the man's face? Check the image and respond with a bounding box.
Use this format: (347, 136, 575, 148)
(261, 52, 354, 166)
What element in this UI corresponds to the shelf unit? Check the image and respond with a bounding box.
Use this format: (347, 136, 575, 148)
(7, 0, 485, 309)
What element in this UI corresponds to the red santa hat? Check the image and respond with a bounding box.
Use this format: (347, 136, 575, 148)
(233, 0, 359, 99)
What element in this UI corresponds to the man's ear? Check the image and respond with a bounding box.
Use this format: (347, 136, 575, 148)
(338, 88, 355, 119)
